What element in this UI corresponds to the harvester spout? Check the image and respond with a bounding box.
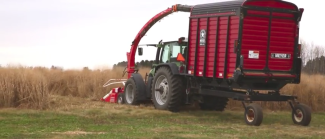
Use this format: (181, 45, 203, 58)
(126, 4, 193, 78)
(173, 4, 193, 12)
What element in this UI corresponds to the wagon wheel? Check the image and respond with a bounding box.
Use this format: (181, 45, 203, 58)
(244, 103, 263, 126)
(292, 103, 312, 126)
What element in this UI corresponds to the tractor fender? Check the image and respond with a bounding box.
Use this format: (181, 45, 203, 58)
(155, 63, 179, 75)
(131, 73, 147, 100)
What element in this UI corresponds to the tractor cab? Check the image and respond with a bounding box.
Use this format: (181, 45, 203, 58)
(156, 37, 187, 65)
(137, 37, 188, 90)
(137, 37, 188, 67)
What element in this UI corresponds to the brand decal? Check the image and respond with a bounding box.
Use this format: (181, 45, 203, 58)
(271, 53, 291, 59)
(200, 29, 206, 46)
(248, 50, 259, 59)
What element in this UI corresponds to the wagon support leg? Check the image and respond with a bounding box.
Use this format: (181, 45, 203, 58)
(288, 99, 300, 115)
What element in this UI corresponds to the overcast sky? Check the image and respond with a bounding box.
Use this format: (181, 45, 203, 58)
(0, 0, 323, 69)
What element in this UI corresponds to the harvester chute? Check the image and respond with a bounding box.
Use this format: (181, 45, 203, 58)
(125, 4, 193, 78)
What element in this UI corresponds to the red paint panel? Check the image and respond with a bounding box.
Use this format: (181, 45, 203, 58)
(241, 11, 269, 70)
(195, 18, 207, 76)
(187, 15, 239, 78)
(241, 9, 297, 72)
(204, 17, 218, 77)
(187, 18, 198, 74)
(226, 16, 239, 78)
(269, 13, 295, 71)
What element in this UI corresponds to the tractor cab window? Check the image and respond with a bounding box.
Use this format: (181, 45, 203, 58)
(169, 42, 184, 62)
(160, 41, 188, 63)
(161, 45, 170, 63)
(171, 45, 181, 58)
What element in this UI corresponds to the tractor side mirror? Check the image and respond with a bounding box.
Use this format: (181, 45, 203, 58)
(138, 47, 143, 56)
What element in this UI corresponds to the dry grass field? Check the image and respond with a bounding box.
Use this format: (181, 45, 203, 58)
(1, 66, 325, 138)
(0, 66, 324, 111)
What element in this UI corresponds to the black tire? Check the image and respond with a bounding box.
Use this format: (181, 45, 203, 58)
(123, 78, 140, 105)
(199, 96, 229, 111)
(117, 93, 124, 104)
(292, 103, 312, 126)
(244, 103, 263, 126)
(146, 75, 153, 99)
(151, 67, 184, 112)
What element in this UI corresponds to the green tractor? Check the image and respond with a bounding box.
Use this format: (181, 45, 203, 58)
(122, 37, 227, 112)
(123, 38, 189, 107)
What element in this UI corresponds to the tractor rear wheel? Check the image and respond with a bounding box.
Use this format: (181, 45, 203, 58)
(123, 78, 140, 105)
(199, 96, 229, 111)
(151, 67, 184, 112)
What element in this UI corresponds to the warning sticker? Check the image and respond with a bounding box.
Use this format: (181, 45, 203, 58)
(248, 50, 259, 59)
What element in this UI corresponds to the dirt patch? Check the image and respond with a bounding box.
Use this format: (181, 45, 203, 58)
(52, 131, 106, 135)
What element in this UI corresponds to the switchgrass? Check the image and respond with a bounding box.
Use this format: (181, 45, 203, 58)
(0, 66, 324, 111)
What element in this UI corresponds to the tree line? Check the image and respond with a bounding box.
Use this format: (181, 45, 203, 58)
(300, 40, 325, 74)
(113, 60, 155, 69)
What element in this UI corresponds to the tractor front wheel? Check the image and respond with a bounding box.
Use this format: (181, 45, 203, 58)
(123, 78, 140, 105)
(151, 67, 184, 112)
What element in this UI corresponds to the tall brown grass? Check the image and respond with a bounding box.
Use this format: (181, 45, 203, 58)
(0, 66, 324, 111)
